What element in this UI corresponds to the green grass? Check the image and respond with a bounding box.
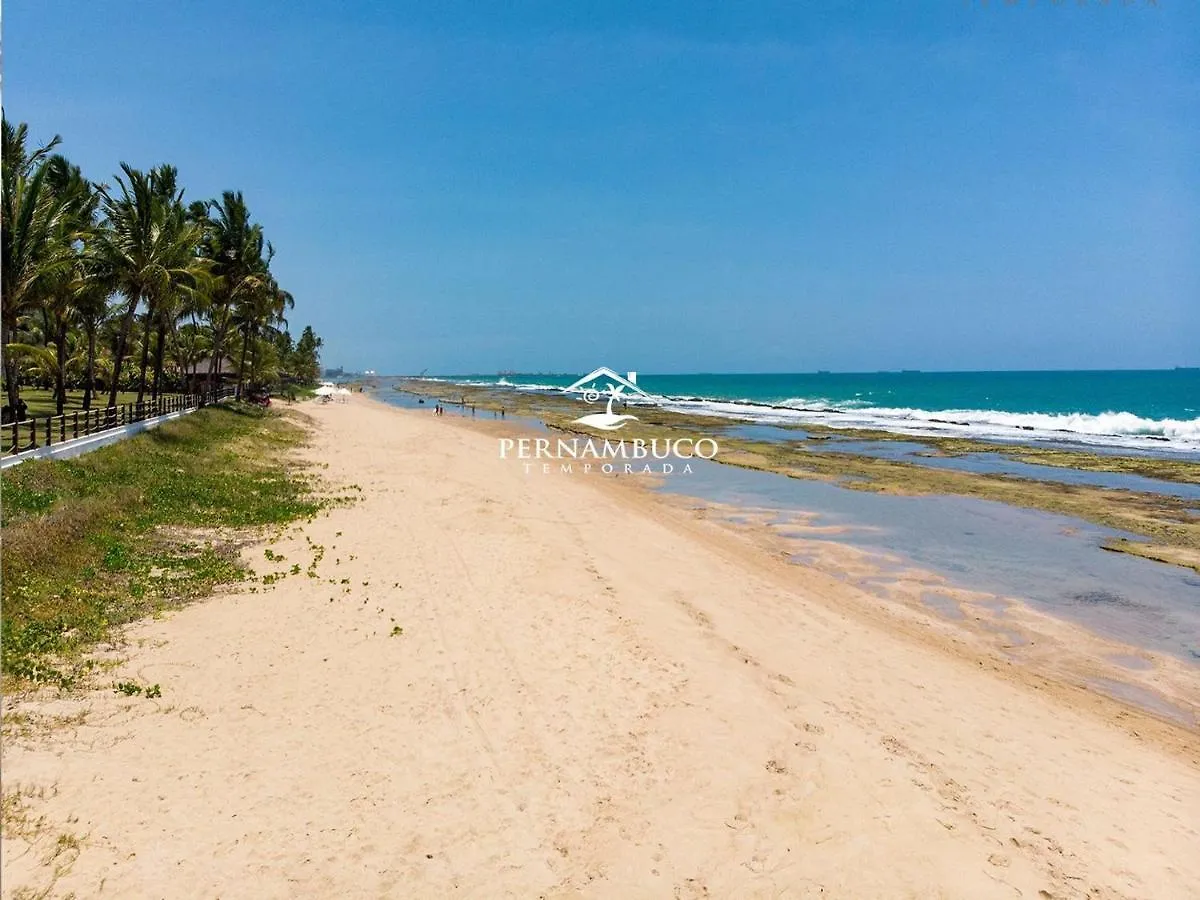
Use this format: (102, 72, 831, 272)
(1, 404, 324, 689)
(12, 389, 148, 418)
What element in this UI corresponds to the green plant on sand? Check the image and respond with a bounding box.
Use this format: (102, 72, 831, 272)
(1, 404, 324, 689)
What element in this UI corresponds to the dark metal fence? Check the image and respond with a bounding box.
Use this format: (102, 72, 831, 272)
(5, 388, 237, 457)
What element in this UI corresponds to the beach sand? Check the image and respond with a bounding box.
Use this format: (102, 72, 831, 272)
(3, 397, 1198, 898)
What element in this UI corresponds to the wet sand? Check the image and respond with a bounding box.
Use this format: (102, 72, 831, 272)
(3, 396, 1198, 899)
(655, 459, 1200, 666)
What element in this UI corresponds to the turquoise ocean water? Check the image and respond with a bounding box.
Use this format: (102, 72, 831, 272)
(425, 369, 1200, 453)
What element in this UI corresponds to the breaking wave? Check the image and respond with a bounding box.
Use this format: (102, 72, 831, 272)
(419, 375, 1200, 454)
(659, 398, 1200, 453)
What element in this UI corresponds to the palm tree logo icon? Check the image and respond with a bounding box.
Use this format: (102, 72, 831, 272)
(571, 383, 640, 431)
(564, 367, 650, 431)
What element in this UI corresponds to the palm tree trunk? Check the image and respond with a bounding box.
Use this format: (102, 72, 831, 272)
(249, 327, 259, 387)
(83, 325, 96, 410)
(151, 320, 167, 401)
(54, 319, 69, 416)
(108, 294, 140, 410)
(2, 319, 19, 409)
(135, 303, 155, 404)
(236, 326, 250, 397)
(207, 319, 225, 400)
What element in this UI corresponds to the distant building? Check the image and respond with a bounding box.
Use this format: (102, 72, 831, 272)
(188, 357, 238, 391)
(324, 366, 344, 378)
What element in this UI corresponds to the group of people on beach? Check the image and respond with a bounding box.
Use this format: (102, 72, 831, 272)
(427, 401, 504, 419)
(417, 395, 506, 419)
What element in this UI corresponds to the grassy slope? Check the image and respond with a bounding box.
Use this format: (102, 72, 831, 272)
(1, 404, 324, 688)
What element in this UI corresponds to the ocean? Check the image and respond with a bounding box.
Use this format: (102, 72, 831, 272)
(422, 369, 1200, 454)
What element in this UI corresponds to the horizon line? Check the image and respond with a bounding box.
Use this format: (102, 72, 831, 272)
(347, 366, 1200, 378)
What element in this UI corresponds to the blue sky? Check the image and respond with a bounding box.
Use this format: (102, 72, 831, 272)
(6, 1, 1197, 374)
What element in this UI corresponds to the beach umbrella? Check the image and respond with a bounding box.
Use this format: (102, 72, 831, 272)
(314, 385, 335, 397)
(336, 387, 352, 395)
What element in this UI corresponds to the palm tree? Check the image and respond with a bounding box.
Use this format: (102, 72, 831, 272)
(171, 319, 211, 393)
(293, 326, 323, 386)
(40, 155, 100, 414)
(1, 117, 72, 409)
(74, 279, 113, 410)
(150, 268, 212, 401)
(132, 166, 201, 404)
(234, 275, 293, 392)
(196, 191, 270, 395)
(6, 115, 315, 416)
(93, 163, 204, 410)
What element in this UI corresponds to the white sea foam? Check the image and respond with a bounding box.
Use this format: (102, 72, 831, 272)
(419, 376, 563, 391)
(430, 377, 1200, 454)
(658, 398, 1200, 454)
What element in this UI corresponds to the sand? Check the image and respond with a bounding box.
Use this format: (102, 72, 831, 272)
(3, 397, 1198, 899)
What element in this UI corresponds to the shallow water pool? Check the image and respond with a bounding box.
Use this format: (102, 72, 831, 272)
(658, 460, 1200, 663)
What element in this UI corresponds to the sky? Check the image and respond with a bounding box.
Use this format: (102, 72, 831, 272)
(5, 0, 1198, 375)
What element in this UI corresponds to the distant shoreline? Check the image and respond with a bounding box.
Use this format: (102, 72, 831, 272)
(388, 378, 1200, 579)
(387, 369, 1200, 456)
